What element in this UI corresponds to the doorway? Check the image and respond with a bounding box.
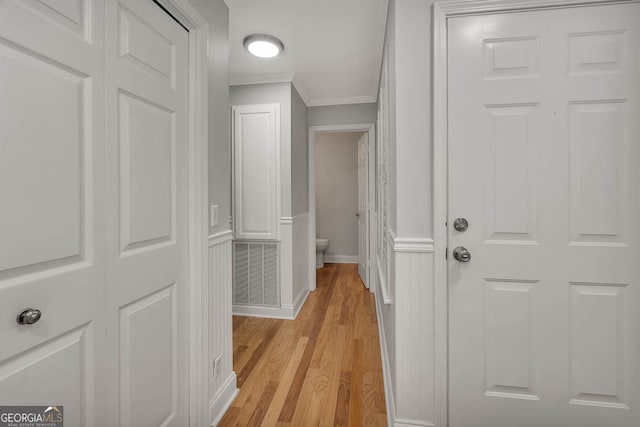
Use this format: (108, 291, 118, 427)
(308, 124, 376, 292)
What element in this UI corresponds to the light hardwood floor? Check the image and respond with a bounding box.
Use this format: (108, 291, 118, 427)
(218, 263, 387, 427)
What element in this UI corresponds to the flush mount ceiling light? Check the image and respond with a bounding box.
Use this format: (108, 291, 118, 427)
(243, 34, 284, 58)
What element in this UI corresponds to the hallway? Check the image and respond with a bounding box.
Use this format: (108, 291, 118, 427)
(219, 264, 387, 426)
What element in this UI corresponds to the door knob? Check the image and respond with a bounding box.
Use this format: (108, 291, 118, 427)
(453, 218, 469, 232)
(355, 212, 360, 217)
(16, 308, 41, 325)
(453, 246, 471, 263)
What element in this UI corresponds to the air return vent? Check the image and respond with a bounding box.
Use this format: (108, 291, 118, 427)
(233, 241, 279, 307)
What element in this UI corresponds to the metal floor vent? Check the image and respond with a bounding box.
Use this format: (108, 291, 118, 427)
(233, 241, 279, 307)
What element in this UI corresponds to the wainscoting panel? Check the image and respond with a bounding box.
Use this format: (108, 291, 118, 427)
(374, 232, 436, 427)
(290, 213, 309, 318)
(208, 231, 238, 425)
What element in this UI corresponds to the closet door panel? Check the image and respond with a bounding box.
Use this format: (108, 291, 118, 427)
(233, 103, 280, 240)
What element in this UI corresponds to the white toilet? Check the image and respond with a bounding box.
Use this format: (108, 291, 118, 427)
(315, 238, 330, 268)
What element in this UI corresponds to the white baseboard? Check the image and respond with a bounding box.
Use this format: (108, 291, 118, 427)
(324, 255, 358, 264)
(232, 304, 295, 320)
(394, 421, 436, 427)
(291, 288, 309, 319)
(375, 295, 435, 427)
(375, 291, 396, 427)
(209, 372, 239, 426)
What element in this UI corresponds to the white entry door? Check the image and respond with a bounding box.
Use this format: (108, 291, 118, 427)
(104, 1, 189, 426)
(0, 2, 106, 425)
(448, 3, 640, 427)
(357, 133, 368, 287)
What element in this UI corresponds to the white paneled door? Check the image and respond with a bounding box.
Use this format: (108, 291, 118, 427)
(357, 133, 368, 287)
(448, 3, 640, 427)
(0, 1, 105, 425)
(104, 1, 189, 426)
(0, 1, 189, 426)
(232, 104, 280, 241)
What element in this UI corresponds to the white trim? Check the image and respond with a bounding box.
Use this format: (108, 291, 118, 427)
(232, 304, 296, 320)
(395, 421, 436, 427)
(280, 213, 307, 225)
(231, 284, 309, 320)
(229, 73, 377, 107)
(377, 255, 392, 304)
(153, 2, 209, 426)
(323, 255, 359, 264)
(208, 230, 233, 247)
(375, 290, 395, 427)
(308, 123, 376, 296)
(393, 238, 435, 253)
(229, 72, 295, 87)
(432, 2, 639, 427)
(436, 0, 635, 15)
(305, 95, 377, 107)
(291, 287, 310, 318)
(209, 373, 239, 427)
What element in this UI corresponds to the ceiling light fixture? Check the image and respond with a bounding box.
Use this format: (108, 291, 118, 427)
(243, 34, 284, 58)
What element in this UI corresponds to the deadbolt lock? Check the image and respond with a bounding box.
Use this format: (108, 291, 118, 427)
(453, 218, 469, 232)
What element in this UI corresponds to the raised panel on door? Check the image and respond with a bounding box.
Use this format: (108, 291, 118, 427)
(118, 92, 176, 254)
(233, 104, 280, 240)
(448, 4, 640, 427)
(105, 1, 189, 425)
(119, 285, 177, 427)
(0, 1, 104, 425)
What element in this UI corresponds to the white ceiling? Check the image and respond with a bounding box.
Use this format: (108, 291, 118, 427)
(224, 0, 388, 107)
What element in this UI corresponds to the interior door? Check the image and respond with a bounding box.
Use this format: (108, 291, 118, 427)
(448, 3, 640, 427)
(0, 1, 105, 425)
(357, 132, 369, 287)
(104, 1, 189, 425)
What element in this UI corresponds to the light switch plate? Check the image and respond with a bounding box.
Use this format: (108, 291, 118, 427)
(210, 205, 219, 227)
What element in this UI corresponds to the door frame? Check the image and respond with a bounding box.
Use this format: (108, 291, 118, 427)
(307, 123, 376, 292)
(152, 1, 209, 425)
(432, 0, 637, 426)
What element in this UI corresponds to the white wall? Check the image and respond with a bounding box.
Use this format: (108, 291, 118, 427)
(230, 82, 309, 318)
(290, 84, 309, 310)
(394, 0, 432, 239)
(190, 0, 231, 236)
(231, 82, 293, 216)
(315, 132, 362, 258)
(291, 85, 308, 217)
(186, 1, 237, 424)
(375, 0, 435, 426)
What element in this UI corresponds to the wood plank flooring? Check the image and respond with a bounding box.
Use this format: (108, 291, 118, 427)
(218, 263, 387, 427)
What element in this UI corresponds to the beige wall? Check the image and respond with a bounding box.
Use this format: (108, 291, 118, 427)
(315, 131, 364, 257)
